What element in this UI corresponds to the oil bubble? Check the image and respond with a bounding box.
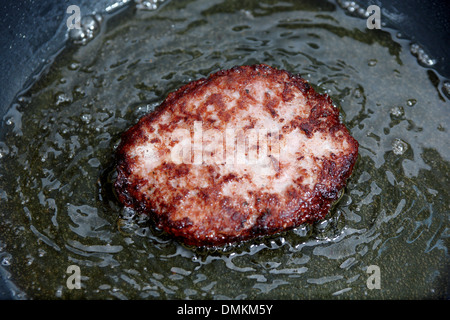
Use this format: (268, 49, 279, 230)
(337, 0, 368, 18)
(54, 92, 72, 106)
(1, 253, 12, 266)
(410, 43, 436, 67)
(391, 138, 408, 155)
(358, 7, 367, 18)
(68, 14, 101, 45)
(389, 106, 404, 118)
(68, 61, 80, 70)
(81, 15, 98, 32)
(136, 0, 164, 11)
(5, 118, 14, 126)
(81, 114, 92, 124)
(442, 81, 450, 99)
(339, 194, 352, 207)
(406, 99, 417, 107)
(368, 59, 377, 67)
(37, 248, 47, 257)
(68, 28, 86, 42)
(94, 13, 103, 24)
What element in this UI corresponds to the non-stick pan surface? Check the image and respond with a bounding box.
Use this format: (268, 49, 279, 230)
(0, 0, 449, 300)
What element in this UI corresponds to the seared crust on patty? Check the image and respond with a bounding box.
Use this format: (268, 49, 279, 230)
(114, 64, 358, 246)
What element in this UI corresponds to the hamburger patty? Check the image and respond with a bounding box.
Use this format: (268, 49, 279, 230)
(114, 64, 359, 246)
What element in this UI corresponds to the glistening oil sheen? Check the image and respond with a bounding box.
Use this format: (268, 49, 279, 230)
(0, 0, 448, 299)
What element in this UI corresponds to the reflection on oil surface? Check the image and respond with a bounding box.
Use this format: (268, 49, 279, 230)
(0, 0, 448, 299)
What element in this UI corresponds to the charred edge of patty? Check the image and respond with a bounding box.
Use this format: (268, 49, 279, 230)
(114, 153, 359, 248)
(153, 172, 356, 248)
(114, 64, 359, 247)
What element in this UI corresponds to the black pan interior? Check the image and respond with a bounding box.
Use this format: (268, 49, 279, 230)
(0, 0, 449, 299)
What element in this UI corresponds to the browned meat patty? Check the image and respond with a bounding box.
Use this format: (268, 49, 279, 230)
(114, 64, 359, 247)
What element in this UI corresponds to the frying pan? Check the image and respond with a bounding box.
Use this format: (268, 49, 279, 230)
(1, 0, 449, 126)
(0, 0, 449, 299)
(0, 0, 118, 298)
